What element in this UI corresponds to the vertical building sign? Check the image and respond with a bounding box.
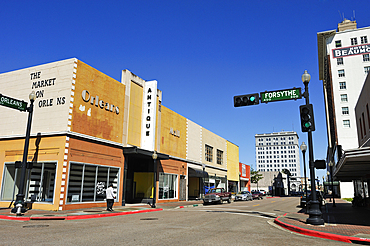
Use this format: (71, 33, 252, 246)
(141, 80, 158, 151)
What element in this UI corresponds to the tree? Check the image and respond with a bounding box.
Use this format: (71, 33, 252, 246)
(250, 168, 263, 190)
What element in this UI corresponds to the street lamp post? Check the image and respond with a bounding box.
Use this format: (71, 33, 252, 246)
(327, 171, 332, 202)
(152, 151, 158, 208)
(12, 91, 36, 215)
(300, 141, 308, 212)
(302, 70, 324, 225)
(329, 161, 336, 207)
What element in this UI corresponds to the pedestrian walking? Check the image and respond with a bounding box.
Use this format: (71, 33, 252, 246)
(106, 183, 116, 211)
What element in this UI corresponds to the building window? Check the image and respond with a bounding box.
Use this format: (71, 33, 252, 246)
(205, 145, 213, 162)
(338, 70, 345, 77)
(361, 36, 368, 44)
(365, 66, 370, 74)
(337, 58, 344, 65)
(341, 94, 348, 102)
(351, 37, 358, 45)
(159, 173, 177, 200)
(339, 82, 346, 89)
(343, 120, 350, 128)
(67, 163, 119, 203)
(335, 40, 342, 47)
(342, 107, 349, 115)
(364, 54, 370, 62)
(367, 104, 370, 130)
(217, 149, 223, 165)
(1, 162, 56, 203)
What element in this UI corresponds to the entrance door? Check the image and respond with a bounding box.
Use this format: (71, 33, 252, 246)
(179, 175, 186, 201)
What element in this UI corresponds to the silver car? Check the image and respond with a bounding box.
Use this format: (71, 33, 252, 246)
(235, 191, 253, 201)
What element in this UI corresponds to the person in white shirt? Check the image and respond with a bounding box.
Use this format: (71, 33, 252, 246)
(106, 183, 116, 211)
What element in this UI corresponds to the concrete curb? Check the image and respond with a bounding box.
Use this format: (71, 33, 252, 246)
(274, 214, 370, 244)
(176, 203, 203, 209)
(0, 208, 163, 221)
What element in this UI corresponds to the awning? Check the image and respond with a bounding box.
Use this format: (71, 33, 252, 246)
(122, 147, 169, 160)
(334, 147, 370, 181)
(188, 167, 209, 178)
(240, 177, 249, 182)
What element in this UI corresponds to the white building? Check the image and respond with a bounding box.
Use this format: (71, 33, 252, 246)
(317, 19, 370, 198)
(318, 19, 370, 152)
(255, 131, 300, 178)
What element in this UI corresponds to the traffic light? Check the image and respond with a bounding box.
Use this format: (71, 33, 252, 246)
(300, 104, 315, 132)
(234, 93, 260, 107)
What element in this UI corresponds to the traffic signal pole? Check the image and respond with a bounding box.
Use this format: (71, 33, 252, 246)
(302, 73, 324, 225)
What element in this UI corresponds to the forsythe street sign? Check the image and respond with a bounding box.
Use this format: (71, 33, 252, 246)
(260, 88, 302, 103)
(0, 94, 28, 112)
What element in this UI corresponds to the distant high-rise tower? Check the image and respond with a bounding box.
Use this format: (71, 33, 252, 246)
(255, 131, 300, 177)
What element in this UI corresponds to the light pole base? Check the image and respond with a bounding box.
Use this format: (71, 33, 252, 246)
(306, 200, 324, 225)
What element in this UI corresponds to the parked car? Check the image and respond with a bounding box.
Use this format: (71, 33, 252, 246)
(235, 191, 253, 201)
(251, 191, 263, 200)
(203, 188, 232, 204)
(300, 190, 325, 207)
(259, 190, 267, 196)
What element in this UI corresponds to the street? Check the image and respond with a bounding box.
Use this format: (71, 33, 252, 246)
(0, 197, 345, 245)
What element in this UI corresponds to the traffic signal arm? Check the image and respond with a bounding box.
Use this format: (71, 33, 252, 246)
(234, 93, 260, 107)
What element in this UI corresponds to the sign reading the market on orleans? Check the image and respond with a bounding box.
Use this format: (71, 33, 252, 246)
(0, 94, 27, 111)
(332, 44, 370, 58)
(260, 88, 301, 103)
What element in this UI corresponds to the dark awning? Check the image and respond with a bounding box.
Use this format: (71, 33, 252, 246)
(188, 167, 208, 178)
(122, 147, 169, 160)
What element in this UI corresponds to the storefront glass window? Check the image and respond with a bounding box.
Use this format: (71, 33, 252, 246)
(158, 173, 177, 199)
(1, 162, 56, 203)
(66, 162, 119, 203)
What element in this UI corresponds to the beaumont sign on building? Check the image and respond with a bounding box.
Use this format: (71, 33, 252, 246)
(261, 88, 301, 103)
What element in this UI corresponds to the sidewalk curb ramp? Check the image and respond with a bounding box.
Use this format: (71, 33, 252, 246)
(0, 208, 163, 221)
(274, 213, 370, 244)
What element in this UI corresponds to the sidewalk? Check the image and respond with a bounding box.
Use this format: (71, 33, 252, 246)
(0, 200, 204, 221)
(274, 198, 370, 244)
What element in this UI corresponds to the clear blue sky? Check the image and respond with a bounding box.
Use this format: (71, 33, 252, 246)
(1, 1, 369, 181)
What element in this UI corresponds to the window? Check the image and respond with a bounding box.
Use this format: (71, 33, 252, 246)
(1, 162, 56, 203)
(67, 163, 119, 203)
(342, 107, 349, 115)
(338, 69, 345, 77)
(337, 58, 343, 65)
(335, 40, 342, 48)
(217, 149, 223, 165)
(351, 37, 358, 45)
(159, 173, 177, 199)
(364, 54, 370, 62)
(361, 36, 368, 44)
(365, 66, 370, 74)
(205, 145, 213, 162)
(367, 104, 370, 130)
(339, 82, 346, 89)
(341, 94, 348, 102)
(343, 120, 350, 128)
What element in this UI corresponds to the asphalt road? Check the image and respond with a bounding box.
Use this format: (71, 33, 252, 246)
(0, 197, 346, 245)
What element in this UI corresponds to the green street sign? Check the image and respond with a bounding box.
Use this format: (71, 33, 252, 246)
(0, 94, 28, 112)
(261, 88, 302, 103)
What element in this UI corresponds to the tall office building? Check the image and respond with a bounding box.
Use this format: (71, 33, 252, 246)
(318, 19, 370, 158)
(255, 131, 300, 177)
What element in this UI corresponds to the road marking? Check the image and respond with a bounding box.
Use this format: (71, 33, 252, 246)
(271, 201, 276, 203)
(253, 204, 260, 207)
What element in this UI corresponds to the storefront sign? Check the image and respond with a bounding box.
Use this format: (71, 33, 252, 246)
(333, 44, 370, 58)
(141, 80, 157, 151)
(0, 94, 27, 111)
(81, 90, 119, 114)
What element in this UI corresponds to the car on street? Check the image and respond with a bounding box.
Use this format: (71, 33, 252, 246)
(259, 190, 267, 196)
(203, 188, 232, 204)
(235, 191, 253, 201)
(300, 190, 325, 207)
(251, 191, 263, 200)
